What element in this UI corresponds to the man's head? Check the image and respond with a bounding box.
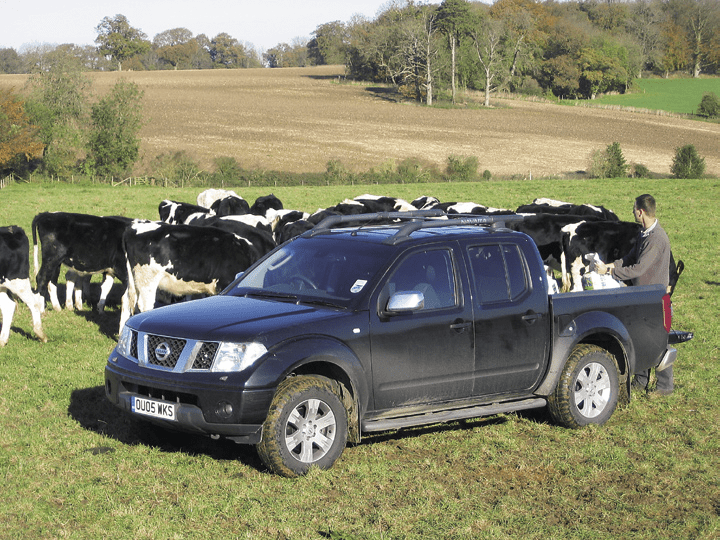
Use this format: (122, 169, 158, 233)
(633, 194, 656, 226)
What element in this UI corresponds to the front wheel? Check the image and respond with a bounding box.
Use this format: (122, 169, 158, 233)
(548, 344, 619, 428)
(257, 375, 348, 477)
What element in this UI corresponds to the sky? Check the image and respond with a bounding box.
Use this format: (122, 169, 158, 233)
(0, 0, 390, 52)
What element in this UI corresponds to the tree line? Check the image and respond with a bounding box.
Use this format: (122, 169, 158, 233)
(0, 63, 144, 179)
(1, 0, 719, 101)
(2, 0, 717, 182)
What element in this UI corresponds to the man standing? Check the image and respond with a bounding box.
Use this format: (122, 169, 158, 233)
(596, 194, 673, 395)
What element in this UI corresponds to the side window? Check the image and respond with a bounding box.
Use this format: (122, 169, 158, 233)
(502, 244, 529, 300)
(385, 249, 456, 310)
(468, 244, 528, 305)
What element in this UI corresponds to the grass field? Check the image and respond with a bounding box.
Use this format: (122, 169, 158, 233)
(0, 179, 718, 539)
(2, 66, 719, 179)
(592, 77, 720, 116)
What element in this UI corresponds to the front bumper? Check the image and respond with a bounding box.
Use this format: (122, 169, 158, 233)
(105, 359, 275, 445)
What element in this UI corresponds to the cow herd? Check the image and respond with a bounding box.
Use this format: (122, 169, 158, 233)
(1, 188, 681, 347)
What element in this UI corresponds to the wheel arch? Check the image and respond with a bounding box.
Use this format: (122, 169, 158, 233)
(247, 336, 368, 444)
(536, 310, 635, 396)
(289, 361, 361, 444)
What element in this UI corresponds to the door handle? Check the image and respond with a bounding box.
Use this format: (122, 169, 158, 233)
(450, 320, 472, 333)
(522, 311, 542, 324)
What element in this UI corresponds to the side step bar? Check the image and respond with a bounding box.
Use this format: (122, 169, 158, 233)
(361, 397, 547, 433)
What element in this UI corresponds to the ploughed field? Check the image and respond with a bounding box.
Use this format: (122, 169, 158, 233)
(4, 65, 718, 177)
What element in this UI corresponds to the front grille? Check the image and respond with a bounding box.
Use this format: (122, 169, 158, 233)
(192, 342, 219, 370)
(146, 335, 187, 368)
(130, 330, 138, 359)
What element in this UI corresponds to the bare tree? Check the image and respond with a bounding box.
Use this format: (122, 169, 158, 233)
(469, 9, 507, 107)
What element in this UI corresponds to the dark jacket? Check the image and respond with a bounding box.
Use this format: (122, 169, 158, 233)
(612, 220, 671, 288)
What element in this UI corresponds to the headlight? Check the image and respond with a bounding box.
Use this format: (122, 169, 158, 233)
(116, 325, 134, 359)
(211, 342, 268, 372)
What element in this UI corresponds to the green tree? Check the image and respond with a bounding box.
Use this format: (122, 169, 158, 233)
(308, 21, 348, 65)
(24, 60, 91, 176)
(0, 48, 23, 74)
(697, 92, 720, 117)
(154, 28, 197, 70)
(209, 33, 260, 68)
(603, 142, 628, 178)
(265, 40, 309, 68)
(578, 42, 628, 98)
(191, 34, 214, 69)
(0, 88, 44, 172)
(671, 144, 705, 178)
(86, 79, 144, 177)
(95, 14, 150, 71)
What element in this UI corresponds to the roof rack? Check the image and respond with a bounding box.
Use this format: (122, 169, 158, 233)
(309, 211, 525, 244)
(311, 209, 444, 233)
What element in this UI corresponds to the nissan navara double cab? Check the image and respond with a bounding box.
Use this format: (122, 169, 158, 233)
(106, 212, 680, 476)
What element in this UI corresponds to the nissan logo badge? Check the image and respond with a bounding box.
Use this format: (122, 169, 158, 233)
(155, 342, 171, 362)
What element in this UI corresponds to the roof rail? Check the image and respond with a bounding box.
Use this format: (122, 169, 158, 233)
(308, 211, 525, 244)
(310, 210, 445, 233)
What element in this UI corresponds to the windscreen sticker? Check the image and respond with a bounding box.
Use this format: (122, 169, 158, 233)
(350, 280, 367, 294)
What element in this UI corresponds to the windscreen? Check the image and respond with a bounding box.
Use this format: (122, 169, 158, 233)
(225, 236, 391, 308)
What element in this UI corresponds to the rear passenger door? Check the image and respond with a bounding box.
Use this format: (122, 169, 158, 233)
(462, 240, 550, 397)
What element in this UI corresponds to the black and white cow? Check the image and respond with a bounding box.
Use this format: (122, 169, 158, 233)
(354, 194, 416, 213)
(508, 214, 603, 275)
(179, 214, 276, 261)
(32, 213, 132, 312)
(561, 220, 642, 291)
(197, 188, 240, 209)
(438, 201, 515, 215)
(210, 195, 251, 217)
(560, 219, 685, 293)
(250, 194, 284, 216)
(411, 196, 441, 210)
(1, 226, 46, 346)
(276, 219, 315, 244)
(120, 221, 258, 331)
(516, 198, 619, 222)
(158, 199, 211, 224)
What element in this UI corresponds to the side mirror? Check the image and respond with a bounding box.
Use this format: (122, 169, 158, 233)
(387, 291, 424, 313)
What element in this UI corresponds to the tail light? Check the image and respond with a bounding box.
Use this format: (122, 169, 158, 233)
(662, 294, 672, 333)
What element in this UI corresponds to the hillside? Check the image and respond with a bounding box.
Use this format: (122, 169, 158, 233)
(3, 65, 719, 177)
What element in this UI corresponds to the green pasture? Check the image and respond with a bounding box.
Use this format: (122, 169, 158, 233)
(592, 77, 720, 115)
(0, 179, 718, 539)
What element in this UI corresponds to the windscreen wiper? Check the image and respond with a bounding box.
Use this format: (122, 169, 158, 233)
(246, 291, 298, 302)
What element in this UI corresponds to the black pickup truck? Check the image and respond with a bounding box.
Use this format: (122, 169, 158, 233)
(105, 212, 684, 476)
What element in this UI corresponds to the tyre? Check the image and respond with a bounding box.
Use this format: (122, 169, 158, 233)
(257, 375, 348, 477)
(547, 344, 619, 428)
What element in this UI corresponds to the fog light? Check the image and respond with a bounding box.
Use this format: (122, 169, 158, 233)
(216, 401, 233, 419)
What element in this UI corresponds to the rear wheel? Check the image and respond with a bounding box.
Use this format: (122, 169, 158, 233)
(257, 375, 348, 477)
(548, 344, 619, 428)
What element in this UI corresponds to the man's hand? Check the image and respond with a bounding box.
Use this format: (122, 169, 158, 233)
(595, 261, 611, 275)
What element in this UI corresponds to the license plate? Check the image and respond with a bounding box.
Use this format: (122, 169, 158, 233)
(131, 396, 177, 421)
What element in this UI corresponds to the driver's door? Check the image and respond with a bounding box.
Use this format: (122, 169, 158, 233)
(369, 247, 475, 410)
